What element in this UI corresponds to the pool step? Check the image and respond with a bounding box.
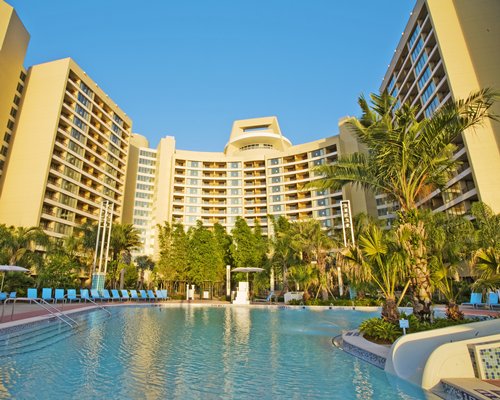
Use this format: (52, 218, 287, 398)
(0, 311, 111, 358)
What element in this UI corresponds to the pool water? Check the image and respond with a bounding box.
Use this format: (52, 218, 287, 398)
(0, 306, 427, 399)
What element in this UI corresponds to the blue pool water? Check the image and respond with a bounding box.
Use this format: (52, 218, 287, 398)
(0, 306, 427, 399)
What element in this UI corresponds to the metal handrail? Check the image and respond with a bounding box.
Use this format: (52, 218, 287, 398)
(1, 297, 77, 328)
(80, 296, 111, 316)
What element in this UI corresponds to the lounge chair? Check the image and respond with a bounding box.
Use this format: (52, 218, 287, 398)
(27, 288, 37, 302)
(161, 289, 169, 300)
(0, 293, 6, 302)
(42, 288, 54, 303)
(487, 292, 499, 309)
(147, 290, 157, 301)
(156, 290, 165, 301)
(67, 289, 79, 302)
(101, 289, 112, 301)
(80, 289, 90, 302)
(111, 289, 121, 301)
(139, 290, 149, 301)
(91, 289, 102, 301)
(254, 290, 275, 303)
(129, 290, 140, 301)
(461, 292, 482, 308)
(9, 292, 16, 299)
(120, 290, 130, 301)
(54, 288, 65, 303)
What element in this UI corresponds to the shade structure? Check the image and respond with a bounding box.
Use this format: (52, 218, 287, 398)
(0, 265, 29, 292)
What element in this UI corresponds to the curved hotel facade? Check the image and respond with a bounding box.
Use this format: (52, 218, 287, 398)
(123, 117, 376, 256)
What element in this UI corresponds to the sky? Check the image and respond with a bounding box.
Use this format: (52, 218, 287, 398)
(9, 0, 415, 151)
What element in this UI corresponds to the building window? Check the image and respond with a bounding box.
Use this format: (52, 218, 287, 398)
(230, 180, 240, 186)
(189, 179, 198, 185)
(71, 128, 85, 144)
(273, 205, 282, 212)
(272, 195, 281, 202)
(312, 149, 323, 158)
(4, 133, 11, 143)
(415, 52, 428, 75)
(0, 146, 7, 156)
(188, 197, 198, 204)
(421, 82, 436, 104)
(418, 67, 431, 90)
(77, 92, 91, 108)
(271, 167, 280, 174)
(9, 108, 17, 118)
(7, 119, 14, 130)
(271, 186, 281, 193)
(75, 105, 89, 120)
(16, 83, 24, 94)
(230, 189, 241, 195)
(139, 149, 156, 158)
(139, 158, 156, 166)
(230, 198, 240, 204)
(411, 38, 424, 62)
(230, 162, 240, 168)
(317, 198, 327, 206)
(189, 161, 199, 167)
(271, 176, 281, 183)
(318, 209, 330, 217)
(313, 159, 324, 166)
(424, 97, 440, 118)
(80, 82, 93, 97)
(68, 140, 84, 156)
(188, 170, 198, 177)
(230, 171, 240, 177)
(189, 188, 198, 194)
(270, 158, 279, 165)
(408, 25, 421, 49)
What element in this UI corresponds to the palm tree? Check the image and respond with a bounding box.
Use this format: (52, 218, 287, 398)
(288, 263, 318, 300)
(290, 219, 332, 300)
(340, 224, 405, 323)
(309, 89, 497, 320)
(0, 225, 48, 267)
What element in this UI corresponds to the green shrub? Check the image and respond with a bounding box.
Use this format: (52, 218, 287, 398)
(359, 318, 402, 343)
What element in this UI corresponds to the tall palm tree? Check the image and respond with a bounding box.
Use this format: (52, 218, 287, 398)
(309, 89, 497, 320)
(0, 225, 48, 267)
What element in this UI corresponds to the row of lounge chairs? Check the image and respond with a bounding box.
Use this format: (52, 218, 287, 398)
(26, 288, 168, 303)
(461, 291, 499, 309)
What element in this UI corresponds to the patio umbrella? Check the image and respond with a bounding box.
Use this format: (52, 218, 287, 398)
(0, 265, 29, 292)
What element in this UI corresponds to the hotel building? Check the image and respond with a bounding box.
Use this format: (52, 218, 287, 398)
(0, 0, 29, 182)
(0, 58, 132, 238)
(377, 0, 500, 219)
(123, 117, 376, 255)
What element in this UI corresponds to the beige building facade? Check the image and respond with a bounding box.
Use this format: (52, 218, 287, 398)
(378, 0, 500, 218)
(0, 0, 29, 183)
(124, 117, 376, 256)
(0, 58, 132, 238)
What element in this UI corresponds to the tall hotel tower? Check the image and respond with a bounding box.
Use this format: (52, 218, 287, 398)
(377, 0, 500, 219)
(0, 0, 29, 180)
(124, 117, 376, 255)
(0, 58, 132, 238)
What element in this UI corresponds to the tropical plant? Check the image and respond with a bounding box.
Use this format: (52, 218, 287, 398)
(309, 89, 497, 320)
(0, 225, 48, 267)
(287, 263, 318, 299)
(269, 216, 297, 290)
(359, 318, 402, 343)
(340, 224, 405, 323)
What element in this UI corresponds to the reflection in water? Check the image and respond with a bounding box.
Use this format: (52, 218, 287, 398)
(0, 307, 427, 399)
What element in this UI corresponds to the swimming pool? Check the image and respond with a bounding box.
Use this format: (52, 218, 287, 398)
(0, 306, 427, 399)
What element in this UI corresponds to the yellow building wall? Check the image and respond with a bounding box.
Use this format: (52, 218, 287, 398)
(338, 118, 378, 218)
(122, 133, 149, 224)
(0, 59, 69, 227)
(0, 0, 29, 179)
(427, 0, 500, 213)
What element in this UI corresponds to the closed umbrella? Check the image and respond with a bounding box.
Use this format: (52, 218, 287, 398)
(0, 265, 29, 292)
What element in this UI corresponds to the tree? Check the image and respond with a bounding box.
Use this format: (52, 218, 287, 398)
(135, 255, 155, 289)
(188, 221, 224, 286)
(290, 219, 332, 300)
(341, 224, 405, 323)
(230, 217, 261, 269)
(155, 222, 189, 288)
(309, 89, 497, 320)
(0, 225, 48, 267)
(269, 216, 297, 290)
(213, 223, 233, 267)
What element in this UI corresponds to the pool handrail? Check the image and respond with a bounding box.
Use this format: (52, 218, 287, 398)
(90, 289, 102, 302)
(66, 289, 79, 302)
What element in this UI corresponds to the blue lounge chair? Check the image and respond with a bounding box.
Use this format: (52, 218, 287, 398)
(27, 288, 38, 302)
(0, 293, 6, 302)
(487, 292, 499, 309)
(101, 289, 112, 301)
(91, 289, 102, 301)
(67, 289, 79, 302)
(9, 292, 16, 299)
(54, 288, 65, 303)
(120, 290, 130, 301)
(147, 290, 157, 301)
(80, 289, 90, 302)
(139, 290, 149, 301)
(155, 290, 165, 301)
(111, 289, 121, 301)
(461, 292, 482, 308)
(42, 288, 54, 303)
(254, 290, 275, 303)
(130, 290, 140, 301)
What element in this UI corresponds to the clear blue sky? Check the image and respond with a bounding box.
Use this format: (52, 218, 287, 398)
(10, 0, 414, 151)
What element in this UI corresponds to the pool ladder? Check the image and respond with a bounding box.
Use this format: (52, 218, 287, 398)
(1, 297, 79, 328)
